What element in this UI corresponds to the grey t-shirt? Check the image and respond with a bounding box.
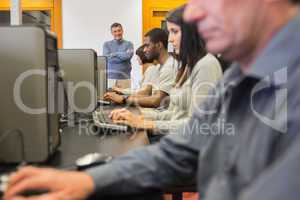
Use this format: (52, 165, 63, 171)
(141, 64, 160, 88)
(152, 55, 178, 95)
(121, 64, 160, 95)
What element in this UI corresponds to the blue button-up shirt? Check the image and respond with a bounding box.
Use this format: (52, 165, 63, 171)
(103, 39, 133, 79)
(88, 13, 300, 200)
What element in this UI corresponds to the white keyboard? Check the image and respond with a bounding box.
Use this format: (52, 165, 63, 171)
(0, 173, 9, 196)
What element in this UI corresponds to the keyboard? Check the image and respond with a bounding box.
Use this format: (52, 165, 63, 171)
(1, 175, 48, 198)
(0, 163, 27, 197)
(0, 173, 9, 197)
(92, 109, 130, 133)
(94, 121, 129, 132)
(93, 109, 113, 123)
(97, 100, 111, 106)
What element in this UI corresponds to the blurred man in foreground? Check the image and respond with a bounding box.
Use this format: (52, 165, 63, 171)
(5, 0, 300, 199)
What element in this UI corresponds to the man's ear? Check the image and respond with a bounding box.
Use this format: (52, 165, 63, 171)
(156, 42, 163, 50)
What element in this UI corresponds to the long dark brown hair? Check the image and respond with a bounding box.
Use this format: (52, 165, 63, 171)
(166, 5, 207, 86)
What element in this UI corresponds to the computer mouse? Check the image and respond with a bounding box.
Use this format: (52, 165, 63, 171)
(76, 153, 113, 170)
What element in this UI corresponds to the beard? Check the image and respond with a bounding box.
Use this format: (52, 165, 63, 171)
(146, 51, 159, 61)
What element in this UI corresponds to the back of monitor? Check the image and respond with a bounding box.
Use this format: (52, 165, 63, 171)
(58, 49, 97, 113)
(0, 26, 60, 163)
(97, 56, 107, 98)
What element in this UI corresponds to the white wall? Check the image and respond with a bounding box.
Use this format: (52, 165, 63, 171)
(62, 0, 143, 88)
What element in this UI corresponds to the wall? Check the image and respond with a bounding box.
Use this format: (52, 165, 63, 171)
(62, 0, 143, 88)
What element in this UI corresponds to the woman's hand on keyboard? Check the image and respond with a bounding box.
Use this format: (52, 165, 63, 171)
(110, 108, 155, 130)
(111, 86, 124, 94)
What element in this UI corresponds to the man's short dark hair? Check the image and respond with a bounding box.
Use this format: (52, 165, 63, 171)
(144, 28, 168, 50)
(290, 0, 300, 3)
(111, 23, 122, 30)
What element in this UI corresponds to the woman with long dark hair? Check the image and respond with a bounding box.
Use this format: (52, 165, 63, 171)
(110, 5, 222, 134)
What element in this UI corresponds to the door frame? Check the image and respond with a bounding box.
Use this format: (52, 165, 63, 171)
(0, 0, 63, 48)
(142, 0, 187, 36)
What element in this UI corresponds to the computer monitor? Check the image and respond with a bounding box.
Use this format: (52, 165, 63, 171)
(58, 49, 98, 114)
(97, 56, 108, 98)
(0, 26, 61, 163)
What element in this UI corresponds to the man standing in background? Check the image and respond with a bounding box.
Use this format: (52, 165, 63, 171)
(103, 23, 134, 89)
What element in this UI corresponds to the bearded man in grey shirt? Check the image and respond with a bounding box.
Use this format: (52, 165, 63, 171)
(4, 0, 300, 200)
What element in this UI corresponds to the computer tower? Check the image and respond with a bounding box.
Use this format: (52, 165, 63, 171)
(0, 26, 61, 163)
(97, 56, 108, 98)
(58, 49, 98, 113)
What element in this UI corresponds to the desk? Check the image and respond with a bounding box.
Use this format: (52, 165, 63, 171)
(48, 124, 149, 169)
(52, 125, 162, 200)
(0, 106, 163, 200)
(50, 105, 149, 168)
